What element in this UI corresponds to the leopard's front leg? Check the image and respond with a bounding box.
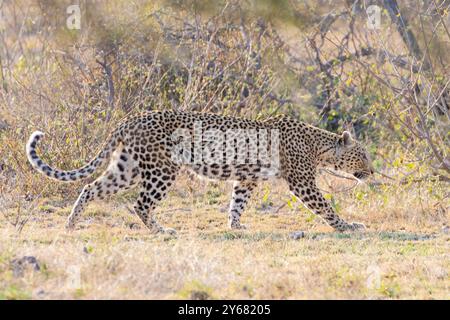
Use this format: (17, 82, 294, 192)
(288, 181, 365, 232)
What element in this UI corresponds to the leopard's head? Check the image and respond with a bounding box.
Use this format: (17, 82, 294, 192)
(334, 131, 374, 180)
(320, 131, 374, 180)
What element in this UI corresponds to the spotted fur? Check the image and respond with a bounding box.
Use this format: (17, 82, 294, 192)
(26, 111, 374, 233)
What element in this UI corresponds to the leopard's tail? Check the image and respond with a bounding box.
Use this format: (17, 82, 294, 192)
(26, 130, 121, 182)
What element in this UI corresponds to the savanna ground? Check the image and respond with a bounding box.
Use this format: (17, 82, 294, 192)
(1, 173, 448, 299)
(0, 0, 449, 299)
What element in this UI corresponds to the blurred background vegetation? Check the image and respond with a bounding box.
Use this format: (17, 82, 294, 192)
(0, 0, 448, 219)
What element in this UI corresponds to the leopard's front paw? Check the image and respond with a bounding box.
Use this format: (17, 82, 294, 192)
(162, 227, 177, 236)
(229, 222, 247, 230)
(335, 221, 366, 232)
(149, 225, 177, 236)
(349, 222, 366, 231)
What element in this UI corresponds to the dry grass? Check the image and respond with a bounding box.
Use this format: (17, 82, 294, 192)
(0, 0, 448, 300)
(0, 174, 448, 300)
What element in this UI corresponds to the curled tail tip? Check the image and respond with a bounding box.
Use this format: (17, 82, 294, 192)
(27, 131, 44, 149)
(30, 131, 45, 140)
(26, 131, 45, 163)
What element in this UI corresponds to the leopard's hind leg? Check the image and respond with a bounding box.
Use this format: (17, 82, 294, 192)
(66, 146, 140, 229)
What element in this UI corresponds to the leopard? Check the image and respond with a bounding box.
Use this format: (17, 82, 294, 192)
(26, 110, 374, 234)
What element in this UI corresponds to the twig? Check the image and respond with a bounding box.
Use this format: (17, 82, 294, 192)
(96, 57, 115, 121)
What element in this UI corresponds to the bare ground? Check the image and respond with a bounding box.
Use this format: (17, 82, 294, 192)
(0, 176, 448, 299)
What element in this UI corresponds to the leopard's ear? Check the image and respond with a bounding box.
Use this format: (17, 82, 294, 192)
(340, 131, 353, 146)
